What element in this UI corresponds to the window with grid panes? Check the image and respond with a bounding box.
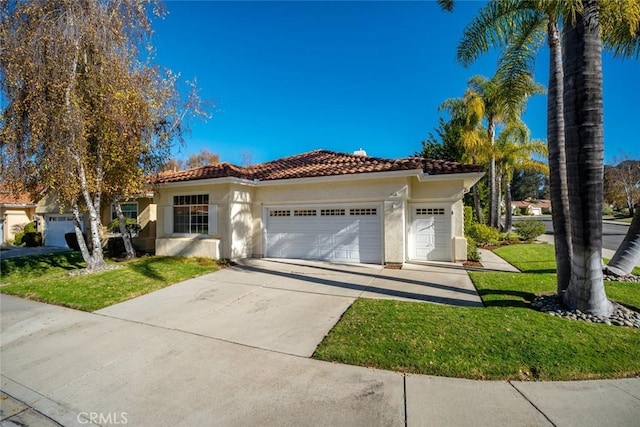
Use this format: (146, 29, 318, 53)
(111, 202, 138, 220)
(173, 194, 209, 234)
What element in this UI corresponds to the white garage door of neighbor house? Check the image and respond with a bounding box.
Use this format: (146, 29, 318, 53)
(265, 205, 382, 264)
(410, 206, 451, 262)
(45, 215, 82, 248)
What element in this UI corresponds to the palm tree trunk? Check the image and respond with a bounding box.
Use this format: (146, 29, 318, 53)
(505, 180, 513, 233)
(605, 205, 640, 276)
(473, 184, 483, 224)
(562, 0, 613, 316)
(488, 120, 499, 228)
(547, 17, 573, 294)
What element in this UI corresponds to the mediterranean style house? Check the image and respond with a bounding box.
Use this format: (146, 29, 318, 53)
(152, 150, 483, 265)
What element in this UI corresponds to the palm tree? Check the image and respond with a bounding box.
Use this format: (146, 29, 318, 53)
(439, 95, 489, 223)
(495, 123, 548, 232)
(453, 0, 574, 296)
(464, 74, 544, 229)
(562, 0, 613, 316)
(450, 0, 640, 294)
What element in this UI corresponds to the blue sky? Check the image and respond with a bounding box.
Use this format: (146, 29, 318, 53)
(152, 1, 639, 166)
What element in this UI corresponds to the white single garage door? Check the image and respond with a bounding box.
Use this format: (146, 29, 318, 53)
(265, 205, 382, 264)
(45, 215, 82, 248)
(409, 206, 451, 262)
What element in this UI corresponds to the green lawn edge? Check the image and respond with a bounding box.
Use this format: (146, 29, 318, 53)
(313, 244, 640, 381)
(0, 252, 219, 311)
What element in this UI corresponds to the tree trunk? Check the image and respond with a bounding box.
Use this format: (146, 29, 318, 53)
(562, 0, 613, 316)
(71, 201, 92, 265)
(505, 180, 513, 233)
(547, 17, 573, 294)
(114, 200, 136, 260)
(77, 161, 106, 271)
(473, 184, 484, 224)
(605, 205, 640, 276)
(488, 120, 499, 228)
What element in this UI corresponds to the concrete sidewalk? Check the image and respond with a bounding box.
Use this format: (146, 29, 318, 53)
(476, 248, 520, 272)
(2, 294, 639, 426)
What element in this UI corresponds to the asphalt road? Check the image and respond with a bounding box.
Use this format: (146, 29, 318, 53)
(536, 216, 629, 252)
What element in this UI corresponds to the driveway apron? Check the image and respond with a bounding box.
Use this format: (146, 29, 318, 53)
(95, 258, 482, 357)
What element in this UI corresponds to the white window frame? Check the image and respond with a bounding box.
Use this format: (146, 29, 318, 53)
(111, 202, 139, 221)
(164, 194, 217, 237)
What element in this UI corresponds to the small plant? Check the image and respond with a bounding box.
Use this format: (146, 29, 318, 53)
(467, 223, 500, 247)
(499, 232, 521, 244)
(513, 219, 546, 241)
(466, 236, 481, 262)
(107, 218, 141, 236)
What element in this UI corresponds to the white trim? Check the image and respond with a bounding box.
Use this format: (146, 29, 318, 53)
(155, 169, 420, 189)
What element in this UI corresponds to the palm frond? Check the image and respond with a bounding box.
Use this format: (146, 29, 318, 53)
(437, 0, 455, 12)
(457, 0, 540, 66)
(600, 0, 640, 59)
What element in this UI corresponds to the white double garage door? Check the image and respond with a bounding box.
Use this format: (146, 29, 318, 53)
(264, 204, 451, 264)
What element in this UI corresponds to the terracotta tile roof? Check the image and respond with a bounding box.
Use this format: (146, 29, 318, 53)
(0, 185, 37, 205)
(153, 150, 484, 184)
(512, 199, 551, 209)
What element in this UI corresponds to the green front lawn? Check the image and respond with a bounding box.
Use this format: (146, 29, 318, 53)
(0, 252, 219, 311)
(314, 244, 640, 380)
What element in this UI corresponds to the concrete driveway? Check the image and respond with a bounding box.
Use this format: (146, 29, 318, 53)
(96, 258, 482, 357)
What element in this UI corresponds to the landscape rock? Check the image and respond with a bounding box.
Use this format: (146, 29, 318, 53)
(531, 295, 640, 328)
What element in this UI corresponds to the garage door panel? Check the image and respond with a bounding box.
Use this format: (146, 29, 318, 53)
(266, 206, 381, 264)
(410, 207, 450, 262)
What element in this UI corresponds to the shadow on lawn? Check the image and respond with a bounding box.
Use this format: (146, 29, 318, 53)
(126, 259, 165, 282)
(478, 289, 536, 308)
(0, 252, 85, 277)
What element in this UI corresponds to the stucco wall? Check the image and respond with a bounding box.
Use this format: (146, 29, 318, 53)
(156, 183, 231, 258)
(155, 174, 472, 263)
(409, 178, 465, 202)
(229, 186, 254, 259)
(156, 237, 221, 258)
(2, 207, 35, 242)
(452, 200, 467, 261)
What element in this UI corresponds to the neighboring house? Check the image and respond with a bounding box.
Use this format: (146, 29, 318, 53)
(0, 186, 37, 245)
(153, 150, 484, 265)
(35, 193, 156, 251)
(511, 199, 551, 216)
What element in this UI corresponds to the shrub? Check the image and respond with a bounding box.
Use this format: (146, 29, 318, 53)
(513, 219, 546, 241)
(64, 232, 87, 251)
(23, 221, 38, 233)
(467, 223, 500, 247)
(519, 207, 529, 216)
(107, 218, 141, 235)
(12, 232, 25, 246)
(464, 205, 474, 234)
(106, 237, 126, 257)
(22, 232, 43, 247)
(499, 232, 521, 244)
(466, 236, 481, 262)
